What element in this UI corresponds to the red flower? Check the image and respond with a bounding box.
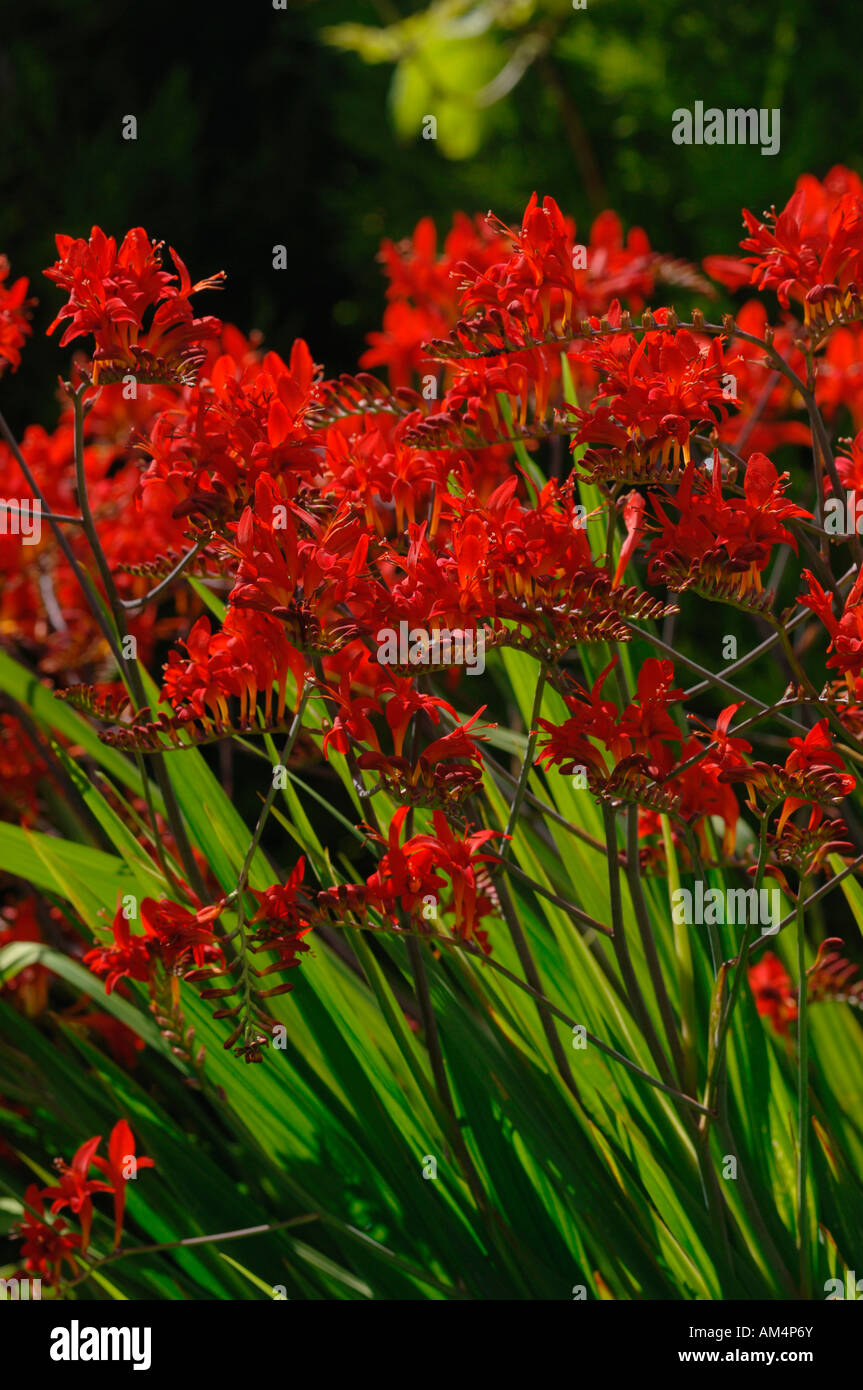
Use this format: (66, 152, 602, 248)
(819, 337, 863, 427)
(357, 708, 491, 809)
(649, 453, 810, 597)
(737, 167, 863, 330)
(798, 567, 863, 687)
(716, 301, 811, 458)
(140, 336, 320, 524)
(537, 655, 630, 781)
(719, 719, 855, 838)
(614, 490, 646, 585)
(690, 701, 753, 770)
(39, 1134, 113, 1250)
(139, 897, 225, 973)
(455, 196, 657, 345)
(834, 430, 863, 489)
(162, 610, 308, 730)
(226, 475, 372, 654)
(573, 306, 735, 475)
(0, 254, 33, 374)
(83, 900, 154, 994)
(84, 893, 224, 993)
(617, 659, 685, 757)
(398, 811, 499, 947)
(749, 953, 798, 1035)
(317, 808, 498, 949)
(537, 656, 683, 781)
(660, 734, 743, 856)
(14, 1185, 80, 1285)
(44, 226, 224, 384)
(248, 859, 314, 985)
(92, 1119, 155, 1247)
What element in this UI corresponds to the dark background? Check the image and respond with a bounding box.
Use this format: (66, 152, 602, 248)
(1, 0, 859, 429)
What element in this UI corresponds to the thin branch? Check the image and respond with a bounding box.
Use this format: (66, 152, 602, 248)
(748, 853, 863, 952)
(120, 538, 211, 611)
(435, 931, 712, 1115)
(0, 501, 84, 526)
(488, 854, 611, 936)
(626, 622, 809, 733)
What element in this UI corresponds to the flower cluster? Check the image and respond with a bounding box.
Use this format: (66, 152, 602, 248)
(44, 227, 225, 384)
(737, 167, 863, 333)
(572, 307, 735, 480)
(647, 452, 810, 601)
(2, 169, 862, 1078)
(316, 807, 499, 951)
(84, 896, 225, 995)
(12, 1120, 153, 1286)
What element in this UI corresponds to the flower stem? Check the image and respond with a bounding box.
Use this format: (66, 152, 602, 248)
(625, 806, 686, 1086)
(70, 386, 204, 897)
(661, 814, 698, 1095)
(603, 802, 677, 1089)
(699, 813, 770, 1130)
(497, 661, 583, 1104)
(230, 684, 310, 1046)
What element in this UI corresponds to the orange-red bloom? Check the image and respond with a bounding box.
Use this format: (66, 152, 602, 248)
(44, 226, 224, 384)
(0, 253, 33, 373)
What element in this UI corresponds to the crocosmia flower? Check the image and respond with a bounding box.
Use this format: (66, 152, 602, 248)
(44, 226, 224, 384)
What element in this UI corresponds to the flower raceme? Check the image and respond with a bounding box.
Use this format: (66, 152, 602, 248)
(160, 609, 307, 735)
(84, 896, 225, 995)
(533, 656, 751, 857)
(536, 656, 689, 786)
(316, 807, 499, 951)
(15, 1186, 81, 1285)
(720, 718, 857, 839)
(44, 226, 225, 385)
(322, 676, 491, 809)
(226, 474, 372, 652)
(454, 195, 658, 342)
(572, 306, 736, 479)
(749, 938, 863, 1037)
(738, 167, 863, 331)
(360, 211, 512, 388)
(798, 568, 863, 686)
(139, 336, 321, 525)
(647, 451, 810, 598)
(247, 860, 314, 981)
